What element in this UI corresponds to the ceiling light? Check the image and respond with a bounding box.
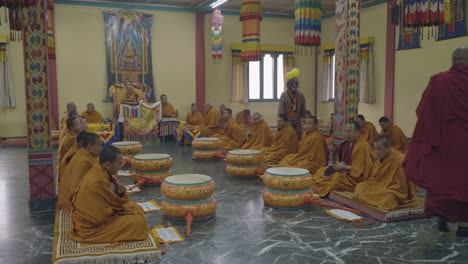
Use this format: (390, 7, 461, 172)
(210, 0, 229, 9)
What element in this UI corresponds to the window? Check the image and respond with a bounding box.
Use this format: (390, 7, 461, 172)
(248, 52, 284, 102)
(331, 54, 336, 101)
(322, 52, 336, 102)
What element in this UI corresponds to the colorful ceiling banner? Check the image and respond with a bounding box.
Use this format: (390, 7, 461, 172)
(210, 9, 224, 63)
(104, 10, 156, 102)
(438, 0, 466, 40)
(240, 0, 262, 62)
(294, 0, 321, 54)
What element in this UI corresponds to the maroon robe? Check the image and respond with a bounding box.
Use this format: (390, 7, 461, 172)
(278, 90, 306, 139)
(403, 63, 468, 222)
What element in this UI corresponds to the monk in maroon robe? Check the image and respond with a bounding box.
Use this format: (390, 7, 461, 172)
(403, 47, 468, 237)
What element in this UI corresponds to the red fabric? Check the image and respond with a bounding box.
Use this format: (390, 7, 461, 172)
(403, 64, 468, 203)
(425, 191, 468, 222)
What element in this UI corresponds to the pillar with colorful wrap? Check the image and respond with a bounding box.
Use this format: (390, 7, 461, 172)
(240, 0, 262, 62)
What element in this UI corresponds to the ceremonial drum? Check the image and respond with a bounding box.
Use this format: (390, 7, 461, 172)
(161, 174, 217, 237)
(192, 138, 221, 159)
(131, 153, 173, 185)
(262, 167, 313, 209)
(225, 150, 263, 177)
(112, 141, 142, 165)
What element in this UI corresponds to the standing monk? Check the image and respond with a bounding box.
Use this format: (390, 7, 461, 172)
(403, 47, 468, 237)
(202, 104, 222, 137)
(242, 112, 271, 150)
(70, 146, 149, 243)
(57, 117, 82, 168)
(278, 116, 328, 174)
(161, 94, 176, 118)
(278, 72, 306, 139)
(261, 114, 298, 164)
(378, 116, 408, 153)
(81, 103, 103, 123)
(357, 114, 378, 144)
(311, 122, 373, 197)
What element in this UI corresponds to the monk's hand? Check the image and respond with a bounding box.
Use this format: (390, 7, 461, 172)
(115, 184, 125, 197)
(332, 162, 345, 171)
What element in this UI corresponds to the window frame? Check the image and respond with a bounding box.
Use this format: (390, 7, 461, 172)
(247, 51, 285, 103)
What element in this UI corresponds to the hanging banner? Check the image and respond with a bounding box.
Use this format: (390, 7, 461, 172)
(104, 10, 156, 102)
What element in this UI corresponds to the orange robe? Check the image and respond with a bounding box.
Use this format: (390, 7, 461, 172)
(324, 121, 334, 145)
(162, 103, 176, 118)
(70, 163, 148, 243)
(242, 120, 272, 150)
(360, 121, 378, 144)
(235, 111, 251, 130)
(354, 150, 416, 210)
(380, 125, 408, 153)
(311, 137, 373, 197)
(58, 148, 96, 211)
(219, 123, 248, 150)
(187, 111, 204, 127)
(278, 130, 329, 174)
(58, 144, 79, 183)
(81, 110, 103, 123)
(261, 124, 298, 164)
(57, 130, 77, 169)
(202, 108, 222, 137)
(59, 111, 69, 143)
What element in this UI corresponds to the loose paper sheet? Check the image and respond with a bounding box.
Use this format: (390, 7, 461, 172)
(136, 200, 161, 212)
(125, 185, 141, 194)
(327, 209, 362, 221)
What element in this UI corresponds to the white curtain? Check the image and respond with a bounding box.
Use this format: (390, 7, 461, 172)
(359, 44, 375, 104)
(0, 44, 15, 108)
(321, 52, 334, 102)
(232, 50, 249, 103)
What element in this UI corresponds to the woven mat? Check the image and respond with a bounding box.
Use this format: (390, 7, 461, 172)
(52, 209, 161, 264)
(329, 191, 425, 222)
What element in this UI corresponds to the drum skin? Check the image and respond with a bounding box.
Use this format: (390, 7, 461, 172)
(161, 175, 215, 200)
(162, 197, 217, 219)
(131, 154, 173, 171)
(112, 141, 142, 155)
(225, 164, 259, 177)
(226, 150, 263, 165)
(262, 167, 312, 190)
(192, 138, 222, 150)
(262, 188, 313, 208)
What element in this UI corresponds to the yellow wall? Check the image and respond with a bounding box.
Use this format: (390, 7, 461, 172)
(0, 8, 26, 137)
(204, 15, 315, 126)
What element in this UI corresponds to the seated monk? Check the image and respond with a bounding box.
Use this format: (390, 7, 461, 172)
(201, 103, 222, 137)
(241, 112, 271, 150)
(121, 80, 141, 106)
(177, 103, 204, 144)
(57, 117, 83, 169)
(186, 103, 204, 127)
(161, 94, 176, 118)
(60, 102, 77, 132)
(278, 116, 328, 174)
(235, 109, 252, 131)
(222, 108, 235, 125)
(379, 116, 408, 153)
(357, 114, 378, 144)
(81, 103, 103, 123)
(218, 117, 247, 150)
(70, 146, 148, 243)
(59, 108, 78, 144)
(311, 122, 373, 197)
(58, 133, 101, 211)
(354, 135, 417, 210)
(219, 104, 226, 116)
(58, 131, 88, 183)
(261, 113, 298, 164)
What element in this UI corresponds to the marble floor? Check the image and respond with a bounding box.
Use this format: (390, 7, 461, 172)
(0, 143, 467, 264)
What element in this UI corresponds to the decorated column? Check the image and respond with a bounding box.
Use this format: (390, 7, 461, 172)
(333, 0, 360, 136)
(23, 0, 56, 211)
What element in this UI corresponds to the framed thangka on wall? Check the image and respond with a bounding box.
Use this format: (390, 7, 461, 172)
(438, 0, 466, 40)
(398, 26, 421, 50)
(103, 10, 156, 102)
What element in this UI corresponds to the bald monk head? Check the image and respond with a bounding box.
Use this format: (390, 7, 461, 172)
(378, 116, 391, 132)
(66, 102, 77, 112)
(99, 146, 123, 176)
(84, 133, 102, 157)
(344, 121, 361, 142)
(191, 103, 198, 112)
(86, 103, 96, 115)
(372, 135, 392, 160)
(277, 113, 289, 130)
(252, 112, 263, 124)
(303, 116, 319, 133)
(356, 114, 367, 128)
(222, 108, 232, 118)
(452, 46, 468, 65)
(66, 117, 82, 134)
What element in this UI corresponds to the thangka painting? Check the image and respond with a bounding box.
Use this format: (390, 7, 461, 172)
(104, 10, 156, 102)
(398, 27, 421, 50)
(438, 0, 466, 40)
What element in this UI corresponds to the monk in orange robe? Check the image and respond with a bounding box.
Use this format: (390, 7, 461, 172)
(354, 135, 416, 210)
(242, 112, 271, 150)
(219, 104, 226, 116)
(58, 131, 88, 183)
(218, 117, 248, 150)
(120, 80, 141, 106)
(70, 146, 148, 243)
(278, 116, 328, 174)
(58, 133, 101, 211)
(261, 113, 298, 164)
(222, 108, 235, 125)
(177, 103, 204, 144)
(161, 94, 176, 118)
(186, 103, 204, 127)
(378, 116, 408, 153)
(59, 108, 78, 144)
(357, 114, 378, 144)
(60, 102, 77, 132)
(57, 117, 83, 169)
(235, 109, 252, 131)
(202, 104, 222, 137)
(81, 103, 103, 123)
(311, 122, 373, 197)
